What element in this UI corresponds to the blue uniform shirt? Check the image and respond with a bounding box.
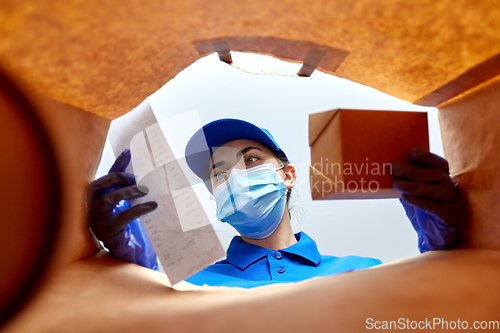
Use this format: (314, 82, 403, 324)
(185, 231, 382, 288)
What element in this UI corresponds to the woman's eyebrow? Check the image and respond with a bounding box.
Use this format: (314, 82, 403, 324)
(211, 161, 225, 171)
(236, 146, 262, 157)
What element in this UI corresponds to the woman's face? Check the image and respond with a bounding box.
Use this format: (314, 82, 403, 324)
(208, 139, 289, 192)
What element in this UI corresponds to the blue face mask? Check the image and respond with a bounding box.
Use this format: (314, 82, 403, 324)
(213, 164, 287, 239)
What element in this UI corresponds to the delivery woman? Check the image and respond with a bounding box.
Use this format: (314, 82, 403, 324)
(87, 118, 467, 288)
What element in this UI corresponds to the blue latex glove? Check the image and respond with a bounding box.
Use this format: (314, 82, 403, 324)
(87, 149, 159, 270)
(392, 148, 468, 253)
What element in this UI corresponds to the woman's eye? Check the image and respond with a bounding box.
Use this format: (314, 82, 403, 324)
(245, 156, 259, 165)
(215, 171, 227, 182)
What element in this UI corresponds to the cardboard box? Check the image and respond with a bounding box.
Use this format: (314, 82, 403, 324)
(309, 109, 429, 199)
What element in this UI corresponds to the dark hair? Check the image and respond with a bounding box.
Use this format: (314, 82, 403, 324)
(271, 149, 292, 220)
(271, 150, 292, 203)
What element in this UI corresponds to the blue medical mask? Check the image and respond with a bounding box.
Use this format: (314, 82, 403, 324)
(213, 164, 288, 239)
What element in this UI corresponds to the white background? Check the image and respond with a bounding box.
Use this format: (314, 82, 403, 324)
(97, 52, 443, 264)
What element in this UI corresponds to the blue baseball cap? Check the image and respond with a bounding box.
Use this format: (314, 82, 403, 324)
(185, 118, 287, 191)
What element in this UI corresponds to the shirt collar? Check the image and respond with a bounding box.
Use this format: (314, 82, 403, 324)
(280, 231, 322, 266)
(226, 231, 322, 270)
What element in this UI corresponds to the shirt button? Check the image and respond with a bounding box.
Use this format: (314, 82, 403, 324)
(277, 267, 285, 274)
(274, 251, 283, 260)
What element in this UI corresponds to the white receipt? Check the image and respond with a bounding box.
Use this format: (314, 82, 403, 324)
(108, 100, 225, 286)
(129, 131, 155, 182)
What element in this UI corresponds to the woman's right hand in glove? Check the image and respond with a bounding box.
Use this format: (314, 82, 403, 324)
(87, 149, 157, 242)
